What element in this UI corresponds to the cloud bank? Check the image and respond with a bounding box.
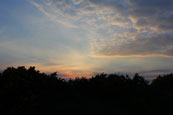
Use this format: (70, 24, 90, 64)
(31, 0, 173, 57)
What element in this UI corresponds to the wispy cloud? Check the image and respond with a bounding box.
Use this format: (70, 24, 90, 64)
(30, 0, 78, 28)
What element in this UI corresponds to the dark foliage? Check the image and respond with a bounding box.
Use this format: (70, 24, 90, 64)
(0, 66, 173, 114)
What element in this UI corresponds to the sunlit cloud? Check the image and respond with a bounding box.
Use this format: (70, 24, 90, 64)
(31, 0, 173, 57)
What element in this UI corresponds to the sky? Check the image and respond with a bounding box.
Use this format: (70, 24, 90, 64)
(0, 0, 173, 79)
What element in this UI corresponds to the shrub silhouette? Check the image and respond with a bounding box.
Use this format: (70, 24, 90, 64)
(0, 66, 173, 114)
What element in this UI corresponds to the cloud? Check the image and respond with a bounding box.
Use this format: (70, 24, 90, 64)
(31, 0, 173, 57)
(90, 0, 173, 57)
(30, 0, 78, 28)
(139, 69, 173, 78)
(30, 0, 130, 30)
(140, 69, 172, 74)
(92, 33, 173, 56)
(128, 0, 173, 31)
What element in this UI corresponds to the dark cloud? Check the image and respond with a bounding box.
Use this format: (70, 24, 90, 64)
(128, 0, 173, 30)
(91, 0, 173, 30)
(140, 69, 172, 74)
(139, 69, 173, 79)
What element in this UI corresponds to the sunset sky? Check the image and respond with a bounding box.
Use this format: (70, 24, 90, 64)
(0, 0, 173, 78)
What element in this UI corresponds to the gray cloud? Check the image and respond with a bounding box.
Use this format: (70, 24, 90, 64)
(93, 34, 173, 56)
(140, 69, 172, 74)
(128, 0, 173, 31)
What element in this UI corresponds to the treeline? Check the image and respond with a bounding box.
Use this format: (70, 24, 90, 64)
(0, 66, 173, 114)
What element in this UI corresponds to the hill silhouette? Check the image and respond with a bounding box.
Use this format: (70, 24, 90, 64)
(0, 66, 173, 114)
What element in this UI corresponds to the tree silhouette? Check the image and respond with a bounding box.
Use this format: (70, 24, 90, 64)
(0, 66, 173, 114)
